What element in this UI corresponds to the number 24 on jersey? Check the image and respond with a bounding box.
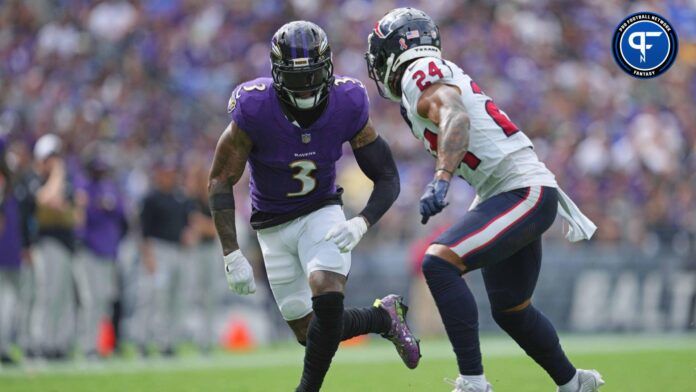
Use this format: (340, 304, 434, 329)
(412, 61, 444, 91)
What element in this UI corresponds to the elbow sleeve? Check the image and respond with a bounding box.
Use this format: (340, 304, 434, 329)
(353, 136, 401, 226)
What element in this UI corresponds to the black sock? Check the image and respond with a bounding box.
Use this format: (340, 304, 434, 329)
(492, 305, 576, 385)
(422, 254, 483, 375)
(297, 292, 344, 392)
(342, 307, 391, 340)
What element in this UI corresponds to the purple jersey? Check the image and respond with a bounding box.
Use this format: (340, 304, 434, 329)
(229, 76, 369, 228)
(77, 178, 126, 259)
(0, 194, 22, 269)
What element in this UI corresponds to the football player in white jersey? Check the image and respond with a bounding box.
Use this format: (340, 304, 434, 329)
(365, 8, 603, 392)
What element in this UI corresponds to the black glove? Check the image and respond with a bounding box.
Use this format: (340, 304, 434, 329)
(419, 179, 450, 224)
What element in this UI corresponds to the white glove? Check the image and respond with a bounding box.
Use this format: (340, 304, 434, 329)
(324, 217, 369, 253)
(223, 250, 256, 295)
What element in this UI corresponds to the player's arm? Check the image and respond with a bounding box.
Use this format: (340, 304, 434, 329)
(208, 121, 251, 255)
(350, 120, 400, 226)
(418, 83, 469, 181)
(324, 119, 400, 253)
(208, 121, 256, 295)
(416, 83, 470, 224)
(36, 157, 66, 209)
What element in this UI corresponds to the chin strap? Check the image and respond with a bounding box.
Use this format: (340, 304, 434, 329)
(380, 54, 401, 102)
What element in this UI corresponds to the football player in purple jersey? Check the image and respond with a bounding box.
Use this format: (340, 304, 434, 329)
(207, 21, 420, 391)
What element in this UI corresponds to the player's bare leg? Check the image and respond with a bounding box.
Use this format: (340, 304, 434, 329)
(287, 314, 313, 343)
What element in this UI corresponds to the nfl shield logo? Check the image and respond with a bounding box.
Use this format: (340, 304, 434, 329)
(301, 133, 311, 144)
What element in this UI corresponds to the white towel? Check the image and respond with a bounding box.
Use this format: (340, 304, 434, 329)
(556, 187, 597, 242)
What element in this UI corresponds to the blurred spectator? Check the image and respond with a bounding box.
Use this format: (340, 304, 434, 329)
(73, 145, 127, 358)
(0, 138, 22, 365)
(183, 154, 227, 352)
(87, 1, 137, 43)
(29, 134, 84, 359)
(135, 159, 194, 355)
(5, 140, 40, 358)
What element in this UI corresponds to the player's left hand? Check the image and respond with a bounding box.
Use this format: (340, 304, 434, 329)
(419, 179, 450, 224)
(324, 217, 368, 253)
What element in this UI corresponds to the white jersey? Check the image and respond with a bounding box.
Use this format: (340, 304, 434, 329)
(401, 57, 597, 241)
(400, 57, 557, 201)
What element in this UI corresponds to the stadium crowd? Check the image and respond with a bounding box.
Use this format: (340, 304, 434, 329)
(0, 0, 695, 364)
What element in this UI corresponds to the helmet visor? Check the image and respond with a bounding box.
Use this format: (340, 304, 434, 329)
(277, 66, 330, 93)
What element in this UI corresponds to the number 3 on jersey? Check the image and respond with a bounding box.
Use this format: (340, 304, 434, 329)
(413, 61, 444, 91)
(228, 83, 267, 113)
(287, 160, 317, 197)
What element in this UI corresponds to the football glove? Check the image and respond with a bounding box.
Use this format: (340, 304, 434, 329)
(324, 216, 369, 253)
(419, 179, 450, 224)
(223, 250, 256, 295)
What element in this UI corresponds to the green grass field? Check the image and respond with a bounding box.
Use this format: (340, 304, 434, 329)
(1, 335, 694, 391)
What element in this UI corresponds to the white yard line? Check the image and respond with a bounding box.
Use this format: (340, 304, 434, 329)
(1, 334, 694, 377)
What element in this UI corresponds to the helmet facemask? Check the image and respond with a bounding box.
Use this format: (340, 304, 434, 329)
(272, 55, 333, 110)
(365, 8, 442, 102)
(366, 33, 401, 102)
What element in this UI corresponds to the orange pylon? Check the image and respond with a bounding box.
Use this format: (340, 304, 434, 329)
(223, 319, 255, 351)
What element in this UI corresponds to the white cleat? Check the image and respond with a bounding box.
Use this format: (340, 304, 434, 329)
(445, 376, 493, 392)
(557, 369, 605, 392)
(577, 369, 605, 392)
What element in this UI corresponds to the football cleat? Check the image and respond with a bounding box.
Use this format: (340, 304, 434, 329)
(557, 369, 605, 392)
(373, 294, 421, 369)
(445, 376, 493, 392)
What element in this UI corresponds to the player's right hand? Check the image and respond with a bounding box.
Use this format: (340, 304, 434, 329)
(419, 179, 450, 224)
(223, 250, 257, 295)
(324, 216, 369, 253)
